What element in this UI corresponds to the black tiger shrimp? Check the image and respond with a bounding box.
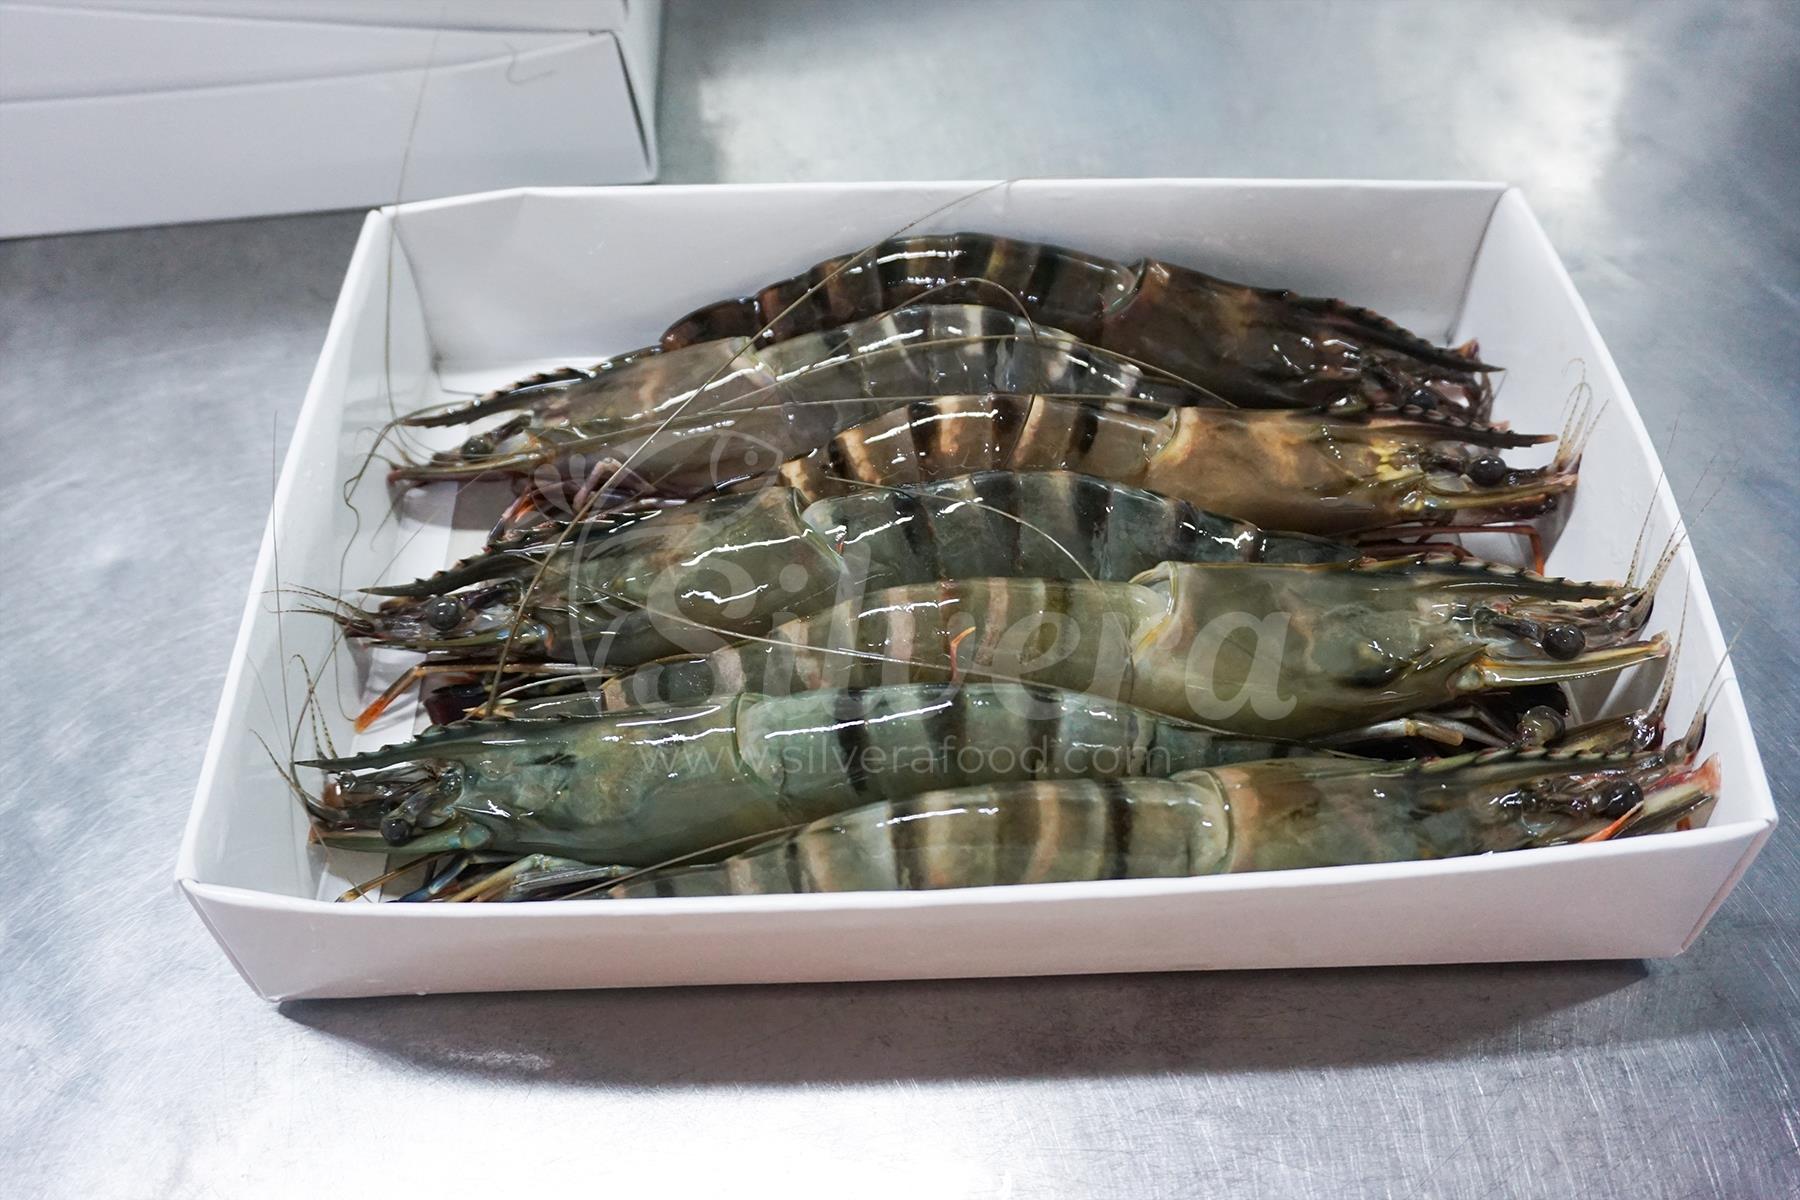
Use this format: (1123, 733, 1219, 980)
(304, 681, 1310, 867)
(388, 304, 1201, 486)
(420, 231, 1491, 445)
(482, 392, 1575, 544)
(387, 305, 1540, 534)
(585, 745, 1719, 900)
(762, 394, 1574, 539)
(660, 232, 1496, 418)
(504, 555, 1669, 741)
(336, 471, 1354, 688)
(390, 721, 1718, 903)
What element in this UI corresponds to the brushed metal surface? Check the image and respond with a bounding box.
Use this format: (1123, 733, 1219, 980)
(3, 1, 1796, 1195)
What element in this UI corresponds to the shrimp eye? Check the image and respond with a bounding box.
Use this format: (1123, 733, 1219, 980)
(461, 434, 495, 459)
(380, 813, 414, 846)
(1517, 705, 1565, 746)
(1595, 780, 1643, 818)
(1467, 455, 1507, 486)
(1541, 624, 1586, 660)
(423, 596, 465, 632)
(1404, 386, 1440, 411)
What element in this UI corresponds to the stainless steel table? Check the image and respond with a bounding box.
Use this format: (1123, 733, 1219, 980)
(5, 2, 1795, 1195)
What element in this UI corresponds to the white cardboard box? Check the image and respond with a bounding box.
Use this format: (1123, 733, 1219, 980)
(176, 180, 1777, 1001)
(0, 1, 660, 237)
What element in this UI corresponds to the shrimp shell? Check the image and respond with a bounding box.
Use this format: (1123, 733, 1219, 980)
(595, 558, 1665, 740)
(768, 393, 1563, 537)
(348, 471, 1355, 666)
(392, 305, 1197, 484)
(660, 232, 1496, 419)
(592, 747, 1718, 899)
(306, 682, 1308, 866)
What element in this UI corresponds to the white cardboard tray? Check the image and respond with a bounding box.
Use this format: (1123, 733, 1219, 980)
(0, 1, 660, 237)
(176, 180, 1776, 1001)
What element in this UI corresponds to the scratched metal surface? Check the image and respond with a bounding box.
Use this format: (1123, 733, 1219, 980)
(2, 1, 1796, 1196)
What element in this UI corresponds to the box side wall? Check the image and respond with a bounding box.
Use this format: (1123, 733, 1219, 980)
(0, 31, 650, 237)
(389, 180, 1504, 371)
(0, 8, 587, 100)
(1682, 819, 1778, 949)
(193, 825, 1757, 1000)
(1455, 190, 1774, 828)
(614, 0, 662, 154)
(182, 210, 437, 894)
(16, 2, 632, 33)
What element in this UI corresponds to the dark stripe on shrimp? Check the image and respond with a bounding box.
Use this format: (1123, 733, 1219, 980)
(959, 234, 1004, 305)
(877, 245, 922, 296)
(1024, 685, 1066, 779)
(1067, 473, 1113, 565)
(662, 298, 757, 348)
(1023, 241, 1060, 311)
(968, 468, 1023, 566)
(991, 393, 1028, 461)
(1072, 402, 1103, 455)
(910, 398, 943, 468)
(783, 837, 808, 892)
(919, 682, 967, 786)
(824, 427, 856, 486)
(816, 254, 865, 325)
(1102, 778, 1135, 878)
(889, 488, 937, 569)
(833, 689, 877, 798)
(813, 323, 854, 367)
(889, 794, 926, 889)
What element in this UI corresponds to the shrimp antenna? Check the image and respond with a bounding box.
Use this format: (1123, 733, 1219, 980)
(1625, 411, 1682, 585)
(1697, 625, 1744, 716)
(256, 411, 343, 817)
(1682, 451, 1731, 528)
(1628, 452, 1727, 598)
(285, 655, 337, 761)
(1666, 621, 1744, 758)
(339, 854, 445, 903)
(1487, 366, 1509, 407)
(1642, 516, 1691, 600)
(1555, 367, 1589, 447)
(379, 16, 440, 427)
(338, 15, 445, 605)
(252, 730, 319, 811)
(1661, 588, 1689, 701)
(1553, 384, 1608, 475)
